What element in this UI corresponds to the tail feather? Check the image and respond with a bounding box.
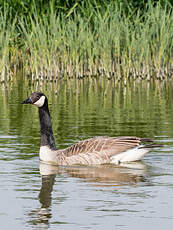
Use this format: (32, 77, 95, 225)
(139, 144, 163, 149)
(140, 138, 154, 143)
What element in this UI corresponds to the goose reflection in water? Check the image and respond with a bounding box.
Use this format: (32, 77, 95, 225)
(27, 174, 57, 228)
(27, 162, 149, 228)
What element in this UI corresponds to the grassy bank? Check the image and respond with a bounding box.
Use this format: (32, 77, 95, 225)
(0, 1, 173, 81)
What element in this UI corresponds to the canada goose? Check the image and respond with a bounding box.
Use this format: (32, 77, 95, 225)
(21, 92, 160, 166)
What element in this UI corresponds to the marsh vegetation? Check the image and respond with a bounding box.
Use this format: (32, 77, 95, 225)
(0, 0, 173, 81)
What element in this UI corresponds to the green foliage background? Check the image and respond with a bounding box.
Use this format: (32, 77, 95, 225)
(1, 0, 173, 19)
(0, 0, 173, 80)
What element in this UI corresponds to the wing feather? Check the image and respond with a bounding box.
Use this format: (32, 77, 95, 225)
(62, 136, 141, 159)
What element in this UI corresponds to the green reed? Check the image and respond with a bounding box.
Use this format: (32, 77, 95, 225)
(0, 1, 173, 82)
(0, 11, 11, 82)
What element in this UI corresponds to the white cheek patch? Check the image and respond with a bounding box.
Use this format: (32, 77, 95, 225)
(34, 95, 46, 107)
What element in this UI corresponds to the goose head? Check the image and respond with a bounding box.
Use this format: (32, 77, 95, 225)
(21, 92, 47, 108)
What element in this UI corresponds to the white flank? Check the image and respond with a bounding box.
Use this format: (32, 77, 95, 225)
(34, 95, 46, 107)
(110, 146, 150, 164)
(40, 146, 56, 163)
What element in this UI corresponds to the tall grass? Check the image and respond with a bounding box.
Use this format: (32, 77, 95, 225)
(0, 11, 13, 81)
(0, 1, 173, 81)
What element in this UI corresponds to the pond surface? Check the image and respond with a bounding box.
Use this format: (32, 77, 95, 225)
(0, 78, 173, 229)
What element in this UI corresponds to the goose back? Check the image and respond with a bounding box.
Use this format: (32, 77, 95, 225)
(53, 136, 142, 165)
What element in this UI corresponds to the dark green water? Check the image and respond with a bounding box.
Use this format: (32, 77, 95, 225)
(0, 78, 173, 229)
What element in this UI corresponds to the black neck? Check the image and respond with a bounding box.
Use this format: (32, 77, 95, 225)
(38, 104, 56, 150)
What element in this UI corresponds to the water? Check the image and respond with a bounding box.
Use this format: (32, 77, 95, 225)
(0, 79, 173, 229)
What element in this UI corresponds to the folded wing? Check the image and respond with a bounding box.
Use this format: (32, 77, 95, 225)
(58, 136, 143, 165)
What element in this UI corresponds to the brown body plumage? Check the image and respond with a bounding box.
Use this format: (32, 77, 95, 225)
(54, 136, 142, 165)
